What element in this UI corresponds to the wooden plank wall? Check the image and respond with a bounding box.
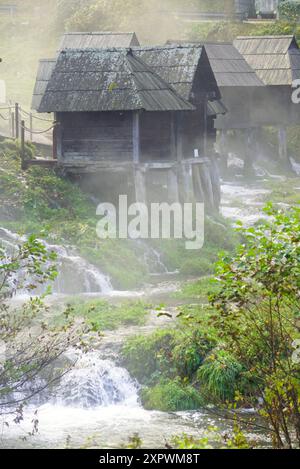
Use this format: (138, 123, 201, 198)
(139, 112, 172, 161)
(60, 111, 133, 162)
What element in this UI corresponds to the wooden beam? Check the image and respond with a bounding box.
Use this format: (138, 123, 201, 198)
(21, 120, 26, 170)
(15, 103, 19, 140)
(278, 127, 288, 164)
(170, 112, 177, 160)
(134, 168, 147, 204)
(56, 123, 63, 160)
(176, 113, 183, 162)
(132, 112, 140, 163)
(167, 168, 179, 203)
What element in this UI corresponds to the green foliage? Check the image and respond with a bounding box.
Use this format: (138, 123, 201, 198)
(0, 235, 88, 419)
(188, 19, 300, 43)
(141, 379, 203, 412)
(122, 330, 176, 384)
(0, 233, 58, 297)
(174, 276, 219, 301)
(150, 216, 238, 277)
(210, 205, 300, 448)
(279, 1, 300, 22)
(0, 144, 147, 288)
(263, 177, 300, 206)
(57, 299, 150, 331)
(196, 350, 245, 402)
(172, 425, 250, 449)
(122, 325, 217, 411)
(172, 329, 214, 379)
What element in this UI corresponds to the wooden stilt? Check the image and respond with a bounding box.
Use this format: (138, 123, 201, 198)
(209, 153, 221, 210)
(181, 163, 194, 202)
(244, 128, 255, 177)
(20, 120, 26, 170)
(278, 127, 288, 166)
(200, 163, 214, 210)
(167, 168, 179, 203)
(219, 129, 228, 173)
(132, 112, 140, 164)
(15, 102, 19, 140)
(134, 168, 147, 204)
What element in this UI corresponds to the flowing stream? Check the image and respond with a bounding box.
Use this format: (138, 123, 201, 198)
(0, 177, 283, 449)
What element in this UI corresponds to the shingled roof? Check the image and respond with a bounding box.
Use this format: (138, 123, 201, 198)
(204, 42, 264, 87)
(166, 40, 264, 88)
(32, 59, 56, 110)
(38, 48, 195, 113)
(234, 35, 300, 86)
(134, 44, 219, 101)
(59, 32, 140, 50)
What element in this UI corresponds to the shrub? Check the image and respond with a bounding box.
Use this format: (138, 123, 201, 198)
(122, 330, 176, 384)
(279, 1, 300, 22)
(210, 205, 300, 448)
(141, 379, 203, 412)
(172, 329, 215, 379)
(197, 349, 244, 402)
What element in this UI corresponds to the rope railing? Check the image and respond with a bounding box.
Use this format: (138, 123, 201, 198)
(0, 112, 10, 121)
(19, 107, 54, 123)
(0, 102, 56, 141)
(0, 106, 14, 111)
(20, 121, 57, 134)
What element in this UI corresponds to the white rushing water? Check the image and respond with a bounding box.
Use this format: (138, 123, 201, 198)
(220, 182, 271, 226)
(53, 350, 139, 409)
(0, 349, 270, 449)
(0, 227, 112, 295)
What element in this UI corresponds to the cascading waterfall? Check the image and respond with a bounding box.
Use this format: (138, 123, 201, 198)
(53, 350, 139, 409)
(137, 240, 178, 275)
(0, 227, 112, 295)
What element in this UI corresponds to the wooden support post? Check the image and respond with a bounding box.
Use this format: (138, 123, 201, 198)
(193, 165, 205, 203)
(181, 163, 194, 202)
(30, 113, 33, 142)
(167, 168, 179, 203)
(278, 127, 288, 166)
(203, 94, 208, 157)
(56, 123, 63, 160)
(20, 120, 26, 170)
(243, 128, 255, 177)
(11, 111, 15, 139)
(15, 103, 19, 139)
(200, 162, 215, 210)
(132, 111, 145, 203)
(8, 105, 12, 136)
(132, 112, 140, 164)
(170, 112, 177, 160)
(134, 168, 147, 204)
(209, 153, 221, 210)
(176, 114, 183, 162)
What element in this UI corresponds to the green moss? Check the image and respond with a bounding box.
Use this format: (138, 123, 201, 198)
(55, 299, 150, 331)
(173, 276, 219, 301)
(263, 178, 300, 206)
(141, 379, 204, 412)
(149, 216, 238, 277)
(122, 330, 176, 384)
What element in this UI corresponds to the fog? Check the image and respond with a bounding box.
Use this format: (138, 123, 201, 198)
(0, 0, 205, 105)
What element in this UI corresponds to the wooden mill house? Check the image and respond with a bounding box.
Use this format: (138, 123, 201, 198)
(32, 36, 226, 211)
(233, 35, 300, 167)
